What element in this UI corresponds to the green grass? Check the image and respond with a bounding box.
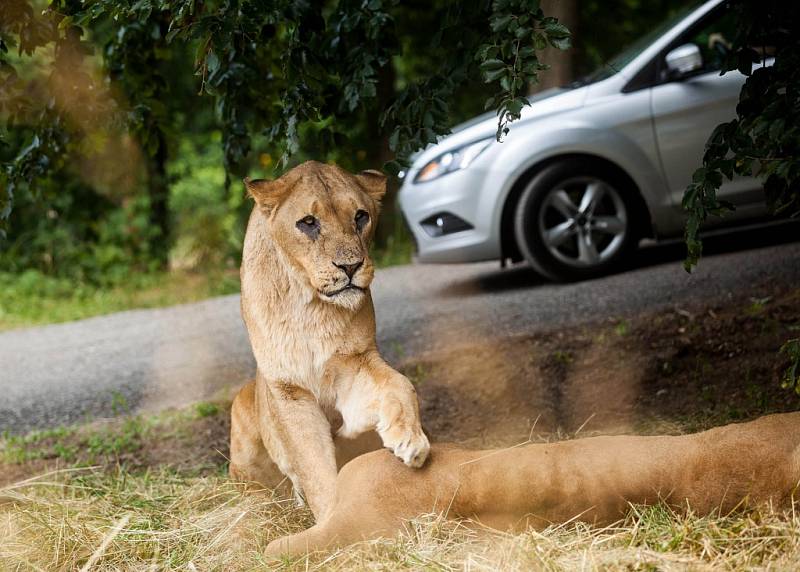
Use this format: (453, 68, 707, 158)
(0, 417, 146, 466)
(552, 350, 573, 365)
(0, 269, 241, 331)
(194, 402, 221, 419)
(0, 426, 76, 464)
(372, 224, 416, 268)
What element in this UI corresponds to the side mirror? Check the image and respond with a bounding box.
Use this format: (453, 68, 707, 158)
(665, 43, 703, 78)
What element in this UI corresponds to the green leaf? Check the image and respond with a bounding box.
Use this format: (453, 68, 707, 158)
(780, 338, 800, 394)
(383, 160, 403, 176)
(506, 98, 525, 117)
(490, 14, 513, 32)
(206, 51, 220, 75)
(549, 36, 571, 50)
(360, 81, 377, 98)
(388, 129, 400, 152)
(479, 59, 506, 71)
(736, 49, 755, 76)
(691, 167, 707, 183)
(482, 67, 507, 83)
(768, 118, 785, 141)
(544, 21, 570, 38)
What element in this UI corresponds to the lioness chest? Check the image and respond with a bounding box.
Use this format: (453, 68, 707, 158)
(247, 297, 371, 407)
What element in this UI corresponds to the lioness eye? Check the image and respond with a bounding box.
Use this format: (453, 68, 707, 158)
(355, 209, 369, 231)
(296, 215, 320, 239)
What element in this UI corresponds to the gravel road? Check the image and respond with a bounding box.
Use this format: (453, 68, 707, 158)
(2, 223, 798, 434)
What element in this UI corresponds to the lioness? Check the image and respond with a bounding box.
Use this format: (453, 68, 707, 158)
(230, 161, 429, 519)
(266, 412, 800, 556)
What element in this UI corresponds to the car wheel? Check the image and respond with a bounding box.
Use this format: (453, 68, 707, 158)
(513, 161, 641, 282)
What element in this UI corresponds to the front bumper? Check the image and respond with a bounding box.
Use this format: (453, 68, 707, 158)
(397, 167, 502, 263)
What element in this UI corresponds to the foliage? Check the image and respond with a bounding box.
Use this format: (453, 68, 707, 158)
(478, 2, 570, 141)
(683, 0, 800, 270)
(1, 0, 570, 213)
(168, 132, 244, 270)
(781, 338, 800, 395)
(371, 223, 415, 268)
(0, 0, 693, 289)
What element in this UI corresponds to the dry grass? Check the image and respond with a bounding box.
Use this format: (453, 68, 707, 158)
(2, 466, 799, 571)
(2, 402, 800, 570)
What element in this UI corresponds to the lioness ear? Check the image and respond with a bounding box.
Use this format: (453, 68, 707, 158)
(244, 177, 290, 213)
(356, 169, 387, 204)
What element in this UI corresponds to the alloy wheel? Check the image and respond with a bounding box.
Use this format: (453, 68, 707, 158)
(537, 177, 628, 268)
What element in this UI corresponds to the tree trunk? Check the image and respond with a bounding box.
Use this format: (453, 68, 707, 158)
(532, 0, 578, 93)
(145, 18, 171, 268)
(369, 62, 400, 250)
(145, 128, 170, 267)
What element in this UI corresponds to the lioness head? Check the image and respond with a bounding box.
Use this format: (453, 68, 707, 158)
(245, 161, 386, 310)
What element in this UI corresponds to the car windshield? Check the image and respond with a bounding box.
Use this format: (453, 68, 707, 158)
(573, 1, 703, 86)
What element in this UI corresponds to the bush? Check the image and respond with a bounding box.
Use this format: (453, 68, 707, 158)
(168, 133, 245, 271)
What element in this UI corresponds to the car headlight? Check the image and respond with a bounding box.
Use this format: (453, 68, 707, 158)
(413, 138, 492, 184)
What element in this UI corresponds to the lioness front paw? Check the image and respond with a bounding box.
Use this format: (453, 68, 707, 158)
(389, 430, 430, 468)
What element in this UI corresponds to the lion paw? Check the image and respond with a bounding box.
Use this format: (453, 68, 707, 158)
(390, 430, 430, 468)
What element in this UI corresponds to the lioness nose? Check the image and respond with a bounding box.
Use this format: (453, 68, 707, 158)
(334, 259, 363, 279)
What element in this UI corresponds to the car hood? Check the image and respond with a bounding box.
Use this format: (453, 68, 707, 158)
(410, 86, 589, 168)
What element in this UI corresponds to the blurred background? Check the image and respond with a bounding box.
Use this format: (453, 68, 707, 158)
(0, 0, 688, 329)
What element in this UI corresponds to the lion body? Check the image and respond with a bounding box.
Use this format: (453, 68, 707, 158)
(266, 412, 800, 556)
(230, 161, 429, 519)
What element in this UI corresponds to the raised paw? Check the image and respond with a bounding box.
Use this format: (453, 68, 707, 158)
(389, 429, 430, 468)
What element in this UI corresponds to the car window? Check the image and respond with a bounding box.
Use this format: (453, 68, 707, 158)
(578, 2, 701, 86)
(683, 5, 738, 72)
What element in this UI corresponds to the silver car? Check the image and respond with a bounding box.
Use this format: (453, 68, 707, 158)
(398, 0, 768, 281)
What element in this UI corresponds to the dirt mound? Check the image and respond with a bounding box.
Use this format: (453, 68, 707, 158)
(405, 286, 800, 447)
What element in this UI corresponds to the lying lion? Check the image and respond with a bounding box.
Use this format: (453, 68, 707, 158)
(231, 161, 429, 520)
(265, 412, 800, 557)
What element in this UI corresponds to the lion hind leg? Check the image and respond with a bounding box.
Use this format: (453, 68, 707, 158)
(265, 522, 336, 558)
(230, 381, 284, 488)
(265, 450, 414, 558)
(264, 509, 400, 559)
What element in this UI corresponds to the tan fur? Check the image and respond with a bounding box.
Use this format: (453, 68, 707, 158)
(230, 161, 429, 519)
(266, 412, 800, 556)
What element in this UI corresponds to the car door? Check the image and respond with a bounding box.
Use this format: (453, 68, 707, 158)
(650, 6, 766, 213)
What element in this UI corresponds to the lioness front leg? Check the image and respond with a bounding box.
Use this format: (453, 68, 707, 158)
(257, 378, 339, 519)
(336, 352, 430, 467)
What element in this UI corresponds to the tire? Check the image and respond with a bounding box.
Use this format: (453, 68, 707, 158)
(513, 160, 642, 282)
